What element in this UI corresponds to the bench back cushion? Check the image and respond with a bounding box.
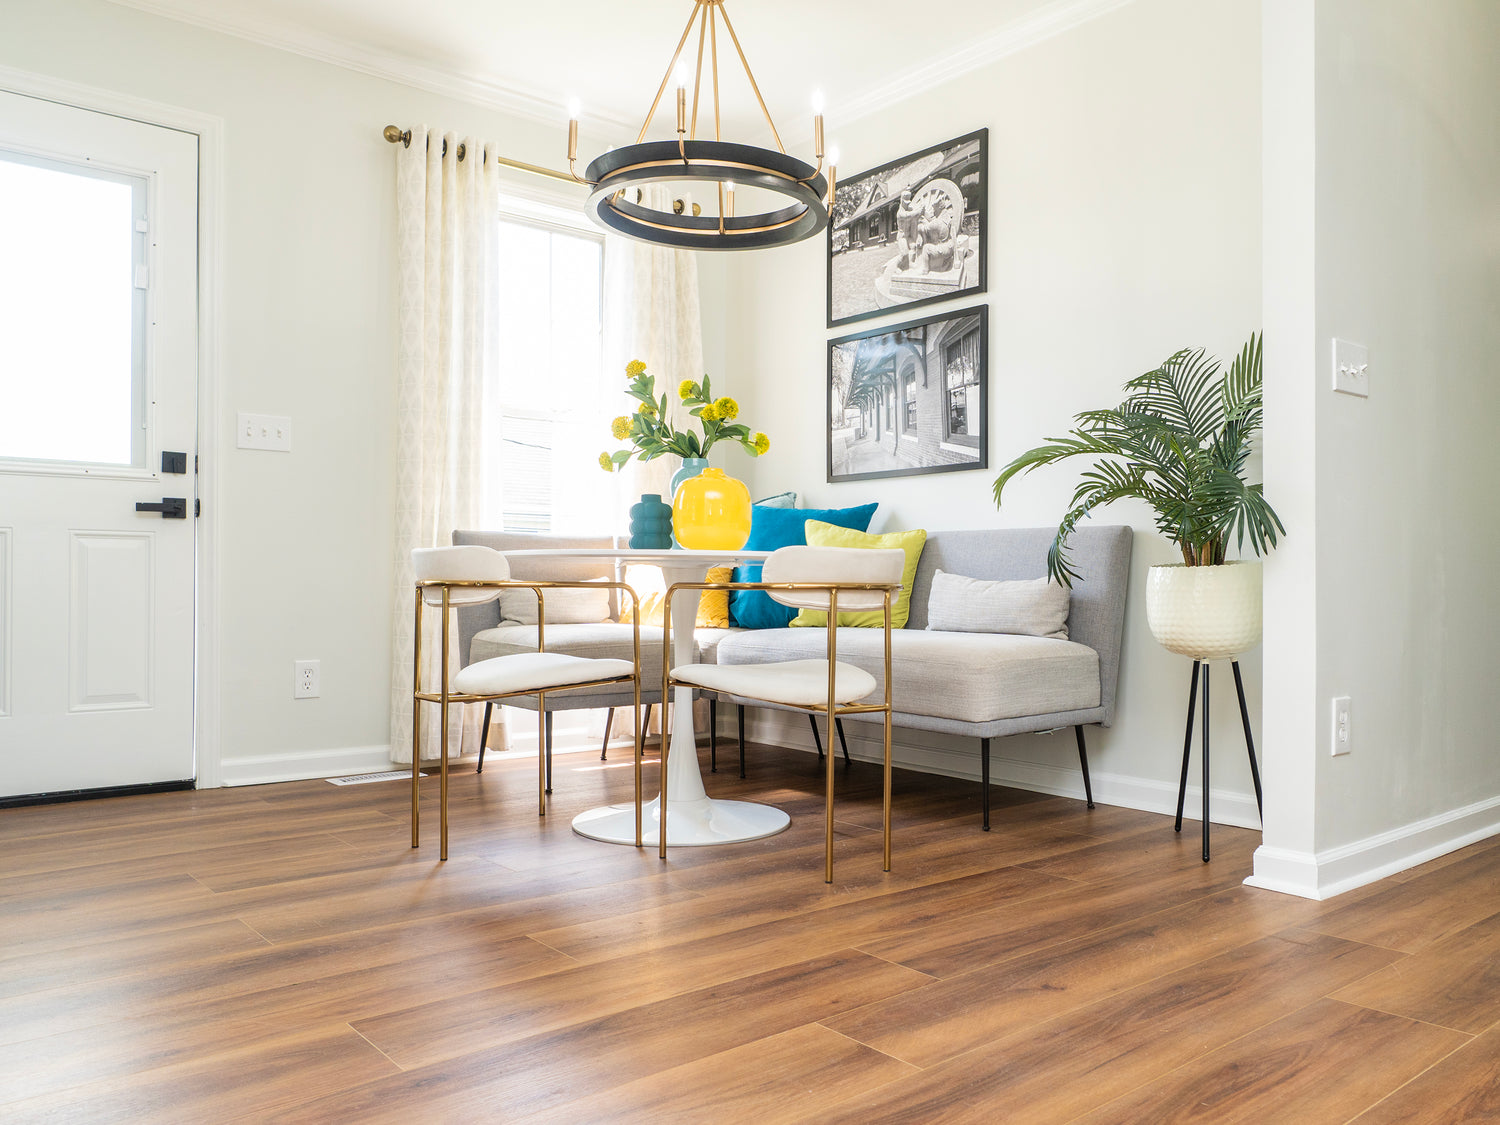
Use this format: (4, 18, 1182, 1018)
(909, 526, 1133, 725)
(451, 531, 618, 666)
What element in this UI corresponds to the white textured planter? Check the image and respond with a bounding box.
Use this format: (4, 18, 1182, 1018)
(1145, 562, 1263, 660)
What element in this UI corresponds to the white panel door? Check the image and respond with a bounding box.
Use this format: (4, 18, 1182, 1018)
(0, 89, 198, 799)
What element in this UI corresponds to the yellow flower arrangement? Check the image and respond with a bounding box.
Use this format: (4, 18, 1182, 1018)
(597, 359, 770, 473)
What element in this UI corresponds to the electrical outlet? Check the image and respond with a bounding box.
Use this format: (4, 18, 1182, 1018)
(1331, 696, 1352, 756)
(294, 659, 320, 699)
(238, 412, 293, 451)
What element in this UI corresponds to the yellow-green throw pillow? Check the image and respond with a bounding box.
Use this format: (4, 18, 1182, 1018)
(790, 521, 927, 629)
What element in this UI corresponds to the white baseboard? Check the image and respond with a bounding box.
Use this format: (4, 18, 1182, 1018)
(736, 709, 1263, 829)
(1246, 793, 1500, 900)
(218, 744, 395, 787)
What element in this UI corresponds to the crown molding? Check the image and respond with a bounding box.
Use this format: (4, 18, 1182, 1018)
(106, 0, 1134, 144)
(828, 0, 1138, 135)
(103, 0, 635, 134)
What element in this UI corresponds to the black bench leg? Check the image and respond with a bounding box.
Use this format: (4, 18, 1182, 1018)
(478, 702, 493, 773)
(836, 718, 851, 765)
(1074, 725, 1095, 809)
(808, 714, 825, 762)
(1232, 660, 1263, 819)
(544, 711, 554, 795)
(981, 737, 991, 831)
(1175, 660, 1201, 833)
(709, 700, 718, 773)
(737, 705, 746, 779)
(602, 707, 613, 761)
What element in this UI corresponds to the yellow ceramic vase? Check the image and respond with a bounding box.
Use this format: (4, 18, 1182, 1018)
(672, 467, 752, 550)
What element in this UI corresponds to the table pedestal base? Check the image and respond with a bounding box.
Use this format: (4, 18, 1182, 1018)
(572, 794, 790, 847)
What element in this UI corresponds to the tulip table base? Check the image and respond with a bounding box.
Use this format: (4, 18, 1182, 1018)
(562, 550, 789, 848)
(572, 792, 790, 847)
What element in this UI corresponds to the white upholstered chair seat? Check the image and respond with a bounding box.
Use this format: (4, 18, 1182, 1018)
(671, 659, 877, 709)
(452, 652, 635, 696)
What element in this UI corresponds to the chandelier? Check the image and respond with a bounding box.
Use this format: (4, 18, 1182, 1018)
(567, 0, 834, 251)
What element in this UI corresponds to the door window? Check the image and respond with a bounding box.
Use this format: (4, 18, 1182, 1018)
(0, 151, 148, 468)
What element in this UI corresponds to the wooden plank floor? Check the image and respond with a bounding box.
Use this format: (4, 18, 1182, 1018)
(4, 739, 1500, 1123)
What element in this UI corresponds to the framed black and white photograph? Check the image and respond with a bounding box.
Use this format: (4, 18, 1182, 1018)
(827, 128, 987, 328)
(827, 305, 988, 483)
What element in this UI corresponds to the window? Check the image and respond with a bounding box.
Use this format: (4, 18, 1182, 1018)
(943, 324, 982, 449)
(0, 151, 147, 467)
(902, 366, 918, 433)
(490, 195, 607, 533)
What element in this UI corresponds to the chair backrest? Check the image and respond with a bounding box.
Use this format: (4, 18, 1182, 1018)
(761, 546, 906, 612)
(451, 531, 620, 666)
(412, 545, 510, 606)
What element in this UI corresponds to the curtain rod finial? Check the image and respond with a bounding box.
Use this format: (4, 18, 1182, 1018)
(383, 125, 411, 147)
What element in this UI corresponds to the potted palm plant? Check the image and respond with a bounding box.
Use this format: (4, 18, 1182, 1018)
(993, 334, 1284, 659)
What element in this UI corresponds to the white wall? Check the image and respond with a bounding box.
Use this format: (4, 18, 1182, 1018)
(717, 0, 1269, 823)
(0, 0, 606, 784)
(1255, 0, 1500, 896)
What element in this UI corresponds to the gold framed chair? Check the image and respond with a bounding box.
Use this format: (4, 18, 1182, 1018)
(412, 545, 645, 859)
(661, 545, 905, 882)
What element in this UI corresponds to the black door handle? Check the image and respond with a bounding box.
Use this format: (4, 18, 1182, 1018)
(136, 498, 187, 519)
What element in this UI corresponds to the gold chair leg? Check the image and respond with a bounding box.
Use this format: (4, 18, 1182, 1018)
(537, 692, 547, 817)
(412, 587, 423, 849)
(825, 594, 838, 884)
(439, 588, 450, 862)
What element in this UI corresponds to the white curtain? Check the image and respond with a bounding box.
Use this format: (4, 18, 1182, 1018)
(602, 184, 705, 506)
(389, 127, 503, 765)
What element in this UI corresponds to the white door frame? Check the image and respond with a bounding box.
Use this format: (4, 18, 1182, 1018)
(0, 64, 225, 788)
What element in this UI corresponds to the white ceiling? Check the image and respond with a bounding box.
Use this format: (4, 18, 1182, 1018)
(110, 0, 1131, 145)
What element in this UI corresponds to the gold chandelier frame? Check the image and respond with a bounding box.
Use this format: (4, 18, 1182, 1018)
(567, 0, 835, 251)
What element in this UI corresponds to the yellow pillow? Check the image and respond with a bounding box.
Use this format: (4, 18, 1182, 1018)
(790, 522, 927, 629)
(619, 566, 733, 628)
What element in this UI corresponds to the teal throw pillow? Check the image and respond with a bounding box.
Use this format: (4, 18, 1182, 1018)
(730, 502, 878, 629)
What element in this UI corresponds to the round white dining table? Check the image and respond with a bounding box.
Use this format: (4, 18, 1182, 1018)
(502, 547, 788, 847)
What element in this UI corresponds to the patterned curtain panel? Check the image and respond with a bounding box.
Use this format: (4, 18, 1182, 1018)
(388, 127, 501, 764)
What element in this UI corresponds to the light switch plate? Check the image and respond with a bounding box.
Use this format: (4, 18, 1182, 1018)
(1332, 339, 1369, 397)
(238, 412, 293, 451)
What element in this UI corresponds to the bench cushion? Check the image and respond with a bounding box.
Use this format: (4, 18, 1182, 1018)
(716, 628, 1100, 725)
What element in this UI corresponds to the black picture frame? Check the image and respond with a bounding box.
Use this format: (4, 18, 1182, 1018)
(826, 128, 987, 329)
(827, 305, 988, 484)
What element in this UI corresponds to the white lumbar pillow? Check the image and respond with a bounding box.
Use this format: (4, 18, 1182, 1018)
(499, 580, 612, 625)
(925, 571, 1070, 638)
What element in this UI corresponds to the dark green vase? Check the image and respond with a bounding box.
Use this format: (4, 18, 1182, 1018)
(628, 493, 672, 549)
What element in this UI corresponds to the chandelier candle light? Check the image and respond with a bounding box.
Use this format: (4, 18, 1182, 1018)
(566, 0, 835, 251)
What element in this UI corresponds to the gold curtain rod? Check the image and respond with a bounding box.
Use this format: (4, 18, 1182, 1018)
(382, 125, 578, 186)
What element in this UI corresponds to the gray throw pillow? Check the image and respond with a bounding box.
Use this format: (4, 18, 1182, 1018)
(499, 581, 612, 625)
(752, 491, 797, 508)
(925, 571, 1070, 638)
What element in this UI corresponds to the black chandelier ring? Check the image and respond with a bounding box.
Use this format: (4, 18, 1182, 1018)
(584, 140, 829, 251)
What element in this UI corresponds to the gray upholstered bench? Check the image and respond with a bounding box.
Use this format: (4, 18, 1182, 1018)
(449, 525, 1132, 828)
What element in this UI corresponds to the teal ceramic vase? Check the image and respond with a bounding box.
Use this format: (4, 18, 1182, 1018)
(628, 494, 673, 549)
(669, 457, 709, 547)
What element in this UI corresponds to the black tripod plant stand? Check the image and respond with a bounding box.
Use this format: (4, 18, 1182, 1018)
(1176, 658, 1263, 861)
